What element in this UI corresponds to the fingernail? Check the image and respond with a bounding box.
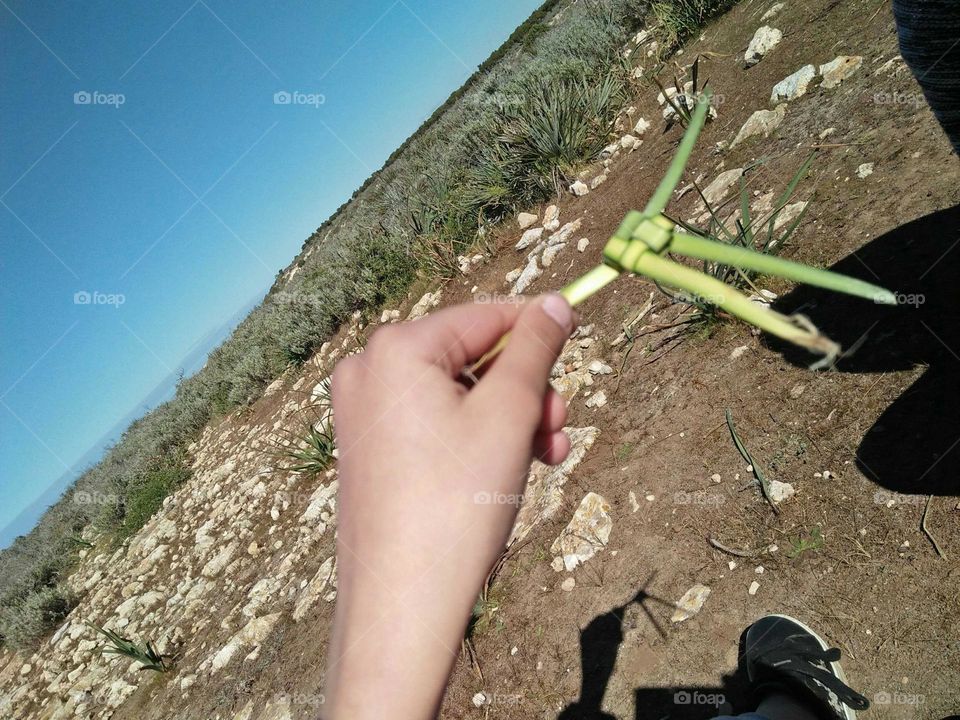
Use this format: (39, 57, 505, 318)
(541, 294, 573, 332)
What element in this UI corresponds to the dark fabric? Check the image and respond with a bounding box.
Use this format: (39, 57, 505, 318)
(893, 0, 960, 153)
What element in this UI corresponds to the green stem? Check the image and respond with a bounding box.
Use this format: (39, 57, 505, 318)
(644, 88, 713, 215)
(560, 264, 621, 306)
(670, 231, 898, 305)
(632, 250, 840, 359)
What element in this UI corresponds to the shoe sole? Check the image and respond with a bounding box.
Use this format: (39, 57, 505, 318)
(766, 613, 857, 720)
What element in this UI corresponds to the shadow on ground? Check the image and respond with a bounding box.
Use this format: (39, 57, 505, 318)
(558, 576, 750, 720)
(770, 204, 960, 497)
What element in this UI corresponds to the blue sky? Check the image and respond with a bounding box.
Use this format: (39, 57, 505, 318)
(0, 0, 542, 540)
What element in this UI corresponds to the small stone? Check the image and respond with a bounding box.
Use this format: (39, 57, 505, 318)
(728, 560, 738, 570)
(856, 163, 874, 179)
(472, 692, 487, 708)
(19, 664, 31, 676)
(561, 577, 576, 592)
(819, 127, 836, 139)
(710, 473, 722, 483)
(822, 470, 833, 480)
(761, 2, 785, 20)
(577, 237, 590, 252)
(768, 480, 796, 504)
(585, 390, 608, 408)
(671, 583, 711, 622)
(516, 226, 544, 250)
(587, 360, 613, 375)
(551, 492, 612, 571)
(620, 134, 642, 151)
(820, 56, 863, 89)
(628, 491, 640, 513)
(543, 205, 561, 231)
(745, 26, 782, 67)
(771, 64, 817, 103)
(518, 212, 539, 229)
(505, 267, 522, 283)
(755, 565, 765, 574)
(732, 105, 786, 147)
(541, 242, 567, 268)
(645, 494, 656, 502)
(633, 117, 651, 135)
(748, 581, 761, 596)
(570, 180, 590, 196)
(789, 384, 806, 398)
(730, 345, 750, 360)
(589, 174, 607, 190)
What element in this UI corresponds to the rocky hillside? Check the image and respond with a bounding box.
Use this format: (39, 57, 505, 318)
(3, 0, 959, 718)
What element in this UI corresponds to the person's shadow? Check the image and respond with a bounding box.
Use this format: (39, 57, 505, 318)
(769, 204, 960, 496)
(558, 575, 750, 720)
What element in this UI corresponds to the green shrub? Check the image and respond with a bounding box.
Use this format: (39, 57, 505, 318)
(0, 587, 74, 649)
(651, 0, 734, 47)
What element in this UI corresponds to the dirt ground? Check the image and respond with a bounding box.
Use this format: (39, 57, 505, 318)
(433, 0, 960, 718)
(7, 0, 958, 718)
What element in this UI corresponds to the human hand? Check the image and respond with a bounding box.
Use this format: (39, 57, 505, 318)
(323, 294, 575, 719)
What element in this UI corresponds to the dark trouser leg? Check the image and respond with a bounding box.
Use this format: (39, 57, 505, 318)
(893, 0, 960, 153)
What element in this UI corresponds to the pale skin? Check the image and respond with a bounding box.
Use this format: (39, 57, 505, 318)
(323, 294, 576, 719)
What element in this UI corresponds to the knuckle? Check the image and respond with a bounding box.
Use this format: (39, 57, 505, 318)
(366, 324, 408, 356)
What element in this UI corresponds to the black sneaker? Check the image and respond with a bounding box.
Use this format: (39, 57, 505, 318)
(741, 614, 870, 720)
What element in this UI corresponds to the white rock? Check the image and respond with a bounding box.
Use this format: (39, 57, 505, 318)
(600, 142, 620, 158)
(711, 473, 722, 483)
(543, 205, 561, 231)
(210, 613, 282, 672)
(585, 390, 608, 408)
(749, 580, 761, 595)
(512, 255, 542, 294)
(550, 219, 582, 244)
(293, 556, 337, 621)
(407, 290, 442, 320)
(771, 64, 817, 103)
(856, 163, 874, 179)
(628, 491, 640, 513)
(768, 479, 796, 504)
(745, 26, 782, 67)
(516, 226, 544, 251)
(820, 56, 863, 89)
(551, 492, 612, 571)
(570, 180, 590, 196)
(620, 134, 642, 151)
(541, 242, 567, 268)
(577, 237, 590, 252)
(773, 201, 807, 232)
(732, 105, 787, 147)
(472, 692, 487, 708)
(633, 117, 651, 135)
(671, 583, 711, 622)
(458, 253, 484, 275)
(589, 173, 607, 190)
(587, 360, 613, 375)
(692, 168, 744, 216)
(761, 2, 785, 20)
(728, 560, 738, 570)
(518, 212, 539, 230)
(755, 565, 765, 574)
(730, 345, 750, 360)
(379, 308, 400, 323)
(560, 577, 576, 592)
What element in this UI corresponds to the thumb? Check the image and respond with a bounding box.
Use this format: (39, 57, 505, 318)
(476, 294, 574, 420)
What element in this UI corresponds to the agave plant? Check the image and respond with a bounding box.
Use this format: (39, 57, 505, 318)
(283, 415, 336, 475)
(88, 623, 170, 672)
